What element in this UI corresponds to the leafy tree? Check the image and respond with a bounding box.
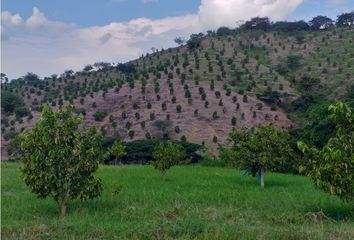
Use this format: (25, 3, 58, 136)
(243, 17, 271, 31)
(298, 102, 354, 202)
(23, 72, 40, 82)
(309, 16, 334, 30)
(216, 26, 232, 36)
(1, 91, 27, 114)
(227, 126, 294, 188)
(152, 141, 185, 178)
(187, 33, 204, 49)
(336, 11, 354, 27)
(174, 37, 185, 46)
(272, 21, 310, 32)
(18, 105, 103, 216)
(107, 141, 126, 164)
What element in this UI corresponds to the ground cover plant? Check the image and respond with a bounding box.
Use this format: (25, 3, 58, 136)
(2, 162, 354, 239)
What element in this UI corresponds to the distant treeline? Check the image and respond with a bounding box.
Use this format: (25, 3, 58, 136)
(185, 11, 354, 49)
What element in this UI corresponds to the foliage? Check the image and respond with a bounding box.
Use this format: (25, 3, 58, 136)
(289, 103, 335, 148)
(242, 17, 271, 31)
(225, 126, 295, 187)
(309, 16, 334, 30)
(272, 21, 310, 32)
(102, 139, 201, 164)
(187, 33, 204, 49)
(216, 26, 233, 36)
(1, 91, 28, 115)
(336, 11, 354, 26)
(117, 63, 136, 74)
(107, 141, 126, 164)
(152, 141, 185, 176)
(298, 102, 354, 202)
(93, 111, 107, 121)
(18, 105, 104, 216)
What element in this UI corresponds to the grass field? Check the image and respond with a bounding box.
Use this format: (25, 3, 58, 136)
(1, 162, 354, 239)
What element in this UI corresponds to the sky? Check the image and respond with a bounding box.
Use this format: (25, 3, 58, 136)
(1, 0, 353, 79)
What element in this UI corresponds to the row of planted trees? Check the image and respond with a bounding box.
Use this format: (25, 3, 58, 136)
(16, 102, 353, 216)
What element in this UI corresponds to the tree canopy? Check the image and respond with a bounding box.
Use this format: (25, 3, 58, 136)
(19, 105, 104, 216)
(225, 125, 295, 187)
(298, 102, 354, 202)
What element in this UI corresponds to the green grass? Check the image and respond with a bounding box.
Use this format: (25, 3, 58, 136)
(1, 162, 353, 239)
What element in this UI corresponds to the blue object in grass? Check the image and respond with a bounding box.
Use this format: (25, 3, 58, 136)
(241, 167, 250, 177)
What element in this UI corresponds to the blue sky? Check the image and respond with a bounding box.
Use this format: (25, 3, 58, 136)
(1, 0, 353, 79)
(2, 0, 201, 26)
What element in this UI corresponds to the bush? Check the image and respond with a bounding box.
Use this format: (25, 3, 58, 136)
(93, 111, 107, 121)
(152, 141, 185, 177)
(102, 139, 201, 164)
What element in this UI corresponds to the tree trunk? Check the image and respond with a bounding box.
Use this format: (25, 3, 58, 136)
(59, 201, 67, 217)
(260, 167, 265, 188)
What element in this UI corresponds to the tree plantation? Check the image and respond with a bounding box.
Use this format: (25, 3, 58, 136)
(1, 10, 354, 239)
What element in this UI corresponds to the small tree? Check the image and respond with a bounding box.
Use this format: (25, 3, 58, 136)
(298, 102, 354, 202)
(108, 141, 126, 165)
(152, 141, 185, 178)
(19, 105, 103, 216)
(227, 126, 294, 188)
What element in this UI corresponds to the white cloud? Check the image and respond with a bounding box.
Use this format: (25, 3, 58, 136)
(1, 1, 305, 79)
(198, 0, 305, 29)
(1, 11, 23, 27)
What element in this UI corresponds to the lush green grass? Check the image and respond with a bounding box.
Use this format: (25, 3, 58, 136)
(1, 162, 353, 239)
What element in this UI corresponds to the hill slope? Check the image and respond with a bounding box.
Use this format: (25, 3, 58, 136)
(1, 26, 354, 159)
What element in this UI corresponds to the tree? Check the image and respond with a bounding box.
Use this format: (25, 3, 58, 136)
(83, 65, 93, 72)
(298, 102, 354, 202)
(309, 16, 334, 30)
(216, 26, 232, 36)
(187, 33, 204, 49)
(336, 11, 354, 27)
(108, 141, 126, 165)
(243, 17, 271, 31)
(152, 141, 185, 178)
(227, 126, 294, 188)
(174, 37, 185, 46)
(18, 105, 103, 216)
(272, 21, 310, 32)
(23, 72, 40, 82)
(1, 91, 27, 114)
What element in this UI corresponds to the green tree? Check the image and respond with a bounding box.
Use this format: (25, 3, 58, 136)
(108, 141, 126, 165)
(227, 126, 294, 188)
(152, 141, 185, 178)
(19, 105, 103, 216)
(298, 102, 354, 202)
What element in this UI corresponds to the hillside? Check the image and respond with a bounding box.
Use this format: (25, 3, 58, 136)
(1, 24, 354, 159)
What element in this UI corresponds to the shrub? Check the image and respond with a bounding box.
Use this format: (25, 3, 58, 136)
(150, 112, 156, 121)
(176, 105, 182, 113)
(94, 111, 107, 121)
(19, 106, 103, 216)
(298, 102, 354, 202)
(231, 116, 237, 126)
(103, 139, 201, 164)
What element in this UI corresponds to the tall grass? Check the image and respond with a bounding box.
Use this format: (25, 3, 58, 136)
(1, 162, 353, 239)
